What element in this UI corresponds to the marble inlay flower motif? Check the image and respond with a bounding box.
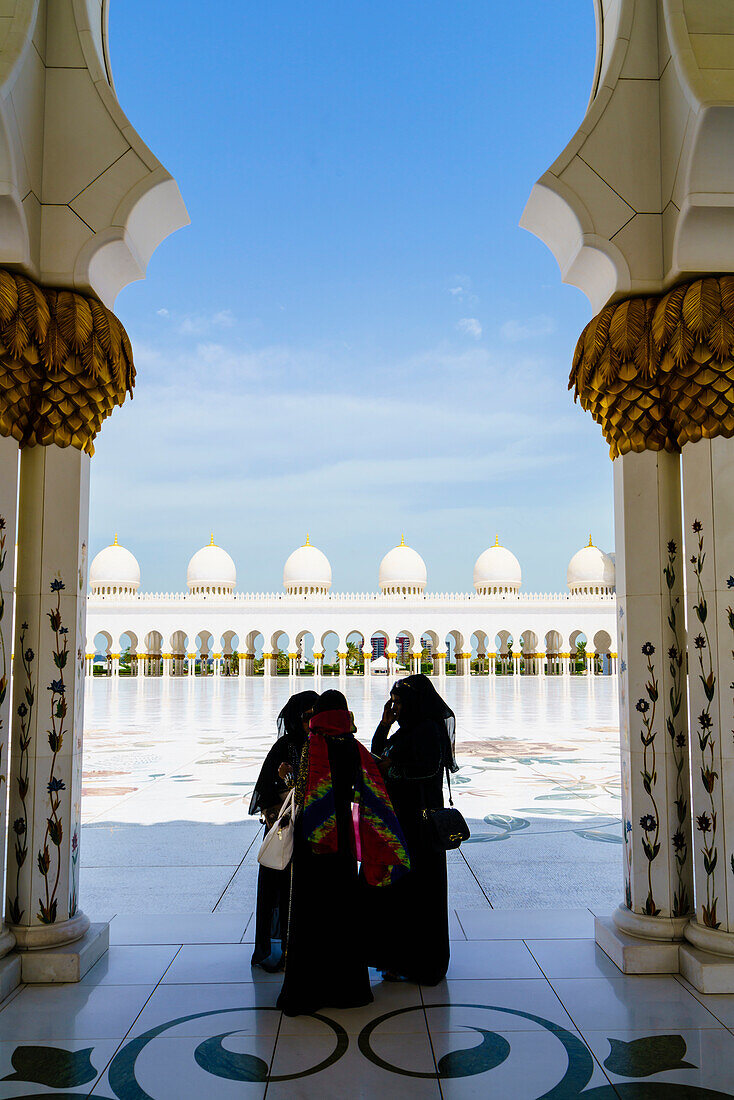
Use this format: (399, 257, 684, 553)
(37, 577, 68, 924)
(637, 643, 661, 916)
(690, 520, 719, 928)
(8, 620, 34, 924)
(0, 515, 7, 813)
(664, 539, 690, 917)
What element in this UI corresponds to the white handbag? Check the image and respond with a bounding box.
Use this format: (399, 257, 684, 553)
(257, 788, 297, 871)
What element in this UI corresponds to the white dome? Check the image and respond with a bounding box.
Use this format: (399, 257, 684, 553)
(379, 537, 427, 595)
(187, 536, 237, 595)
(283, 537, 332, 595)
(473, 538, 522, 595)
(567, 539, 615, 595)
(89, 536, 140, 596)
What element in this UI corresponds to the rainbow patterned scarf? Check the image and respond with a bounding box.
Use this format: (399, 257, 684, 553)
(300, 710, 410, 887)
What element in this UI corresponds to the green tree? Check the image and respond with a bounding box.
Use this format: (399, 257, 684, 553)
(346, 641, 362, 672)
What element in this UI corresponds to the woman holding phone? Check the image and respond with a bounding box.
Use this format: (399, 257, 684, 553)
(366, 674, 457, 984)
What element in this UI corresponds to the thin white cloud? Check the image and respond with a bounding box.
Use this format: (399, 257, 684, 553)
(156, 308, 169, 317)
(457, 317, 482, 339)
(501, 315, 555, 342)
(178, 310, 237, 336)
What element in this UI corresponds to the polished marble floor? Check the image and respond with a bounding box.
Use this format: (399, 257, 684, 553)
(3, 910, 734, 1098)
(81, 675, 623, 914)
(5, 677, 734, 1096)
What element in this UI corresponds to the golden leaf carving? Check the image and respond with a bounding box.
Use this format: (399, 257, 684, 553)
(56, 291, 93, 352)
(651, 284, 686, 348)
(0, 269, 18, 326)
(609, 298, 645, 358)
(0, 269, 135, 454)
(570, 276, 734, 457)
(682, 277, 720, 338)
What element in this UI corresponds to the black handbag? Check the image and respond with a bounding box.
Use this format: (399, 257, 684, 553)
(422, 768, 470, 851)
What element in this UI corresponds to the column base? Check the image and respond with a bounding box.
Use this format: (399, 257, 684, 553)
(0, 954, 21, 1000)
(19, 922, 109, 984)
(679, 943, 734, 994)
(595, 915, 680, 974)
(11, 910, 90, 951)
(685, 918, 734, 957)
(0, 926, 16, 959)
(612, 903, 689, 941)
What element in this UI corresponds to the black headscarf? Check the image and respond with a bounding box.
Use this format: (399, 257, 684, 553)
(249, 690, 319, 816)
(276, 690, 320, 747)
(313, 689, 349, 714)
(391, 674, 458, 772)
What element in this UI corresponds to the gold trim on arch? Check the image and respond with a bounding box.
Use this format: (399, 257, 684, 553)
(570, 276, 734, 457)
(0, 269, 135, 454)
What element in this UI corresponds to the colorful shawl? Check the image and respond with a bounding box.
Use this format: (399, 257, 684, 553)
(300, 710, 410, 887)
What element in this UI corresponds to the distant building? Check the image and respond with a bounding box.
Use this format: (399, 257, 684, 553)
(87, 533, 618, 678)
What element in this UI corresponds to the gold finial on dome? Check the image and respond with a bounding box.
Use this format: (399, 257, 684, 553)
(304, 533, 310, 546)
(588, 533, 593, 547)
(210, 533, 215, 546)
(400, 533, 405, 546)
(494, 534, 499, 547)
(113, 533, 118, 546)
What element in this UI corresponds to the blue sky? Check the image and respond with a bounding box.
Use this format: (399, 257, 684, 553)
(90, 0, 613, 594)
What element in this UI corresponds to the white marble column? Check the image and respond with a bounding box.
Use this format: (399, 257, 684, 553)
(363, 653, 371, 677)
(596, 450, 693, 970)
(434, 651, 446, 676)
(488, 652, 495, 676)
(680, 437, 734, 970)
(6, 445, 107, 976)
(537, 652, 545, 676)
(0, 437, 18, 979)
(313, 651, 323, 677)
(338, 651, 347, 677)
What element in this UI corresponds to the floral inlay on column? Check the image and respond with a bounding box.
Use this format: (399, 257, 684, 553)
(637, 642, 660, 916)
(690, 519, 719, 929)
(0, 515, 6, 726)
(37, 577, 68, 924)
(664, 540, 690, 917)
(728, 592, 734, 884)
(8, 623, 34, 924)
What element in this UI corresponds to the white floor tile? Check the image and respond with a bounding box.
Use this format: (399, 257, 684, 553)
(421, 978, 575, 1031)
(94, 1033, 274, 1100)
(162, 944, 281, 984)
(444, 940, 543, 979)
(428, 1027, 612, 1098)
(525, 937, 624, 979)
(0, 1038, 120, 1098)
(266, 1033, 441, 1098)
(581, 1028, 734, 1095)
(550, 976, 723, 1031)
(128, 982, 282, 1038)
(82, 944, 180, 986)
(456, 908, 595, 940)
(0, 983, 154, 1040)
(109, 913, 249, 945)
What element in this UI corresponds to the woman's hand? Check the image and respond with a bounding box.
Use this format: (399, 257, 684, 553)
(278, 761, 295, 787)
(263, 806, 279, 828)
(380, 699, 397, 728)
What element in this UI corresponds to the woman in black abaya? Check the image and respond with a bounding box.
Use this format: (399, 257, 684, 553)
(248, 690, 319, 971)
(367, 674, 457, 985)
(277, 689, 409, 1016)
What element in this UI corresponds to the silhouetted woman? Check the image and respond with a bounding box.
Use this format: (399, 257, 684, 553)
(367, 674, 457, 984)
(277, 689, 410, 1016)
(249, 689, 319, 971)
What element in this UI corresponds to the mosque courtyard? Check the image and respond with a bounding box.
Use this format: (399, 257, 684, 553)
(0, 676, 733, 1098)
